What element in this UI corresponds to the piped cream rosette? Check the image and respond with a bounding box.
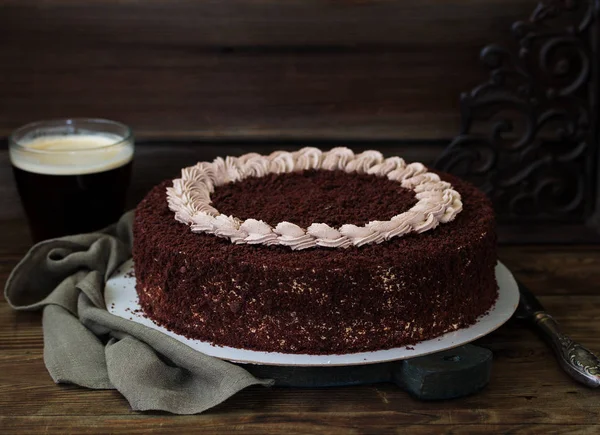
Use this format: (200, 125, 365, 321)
(166, 147, 463, 250)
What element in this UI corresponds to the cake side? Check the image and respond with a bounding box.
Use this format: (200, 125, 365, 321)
(133, 169, 497, 354)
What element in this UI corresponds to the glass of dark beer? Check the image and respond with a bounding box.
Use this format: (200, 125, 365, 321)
(9, 118, 134, 242)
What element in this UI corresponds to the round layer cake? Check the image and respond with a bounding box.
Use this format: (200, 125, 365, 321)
(133, 148, 498, 354)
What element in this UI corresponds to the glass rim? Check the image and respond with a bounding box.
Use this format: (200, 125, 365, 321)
(9, 118, 134, 154)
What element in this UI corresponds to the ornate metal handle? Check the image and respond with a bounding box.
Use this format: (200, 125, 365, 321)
(534, 312, 600, 388)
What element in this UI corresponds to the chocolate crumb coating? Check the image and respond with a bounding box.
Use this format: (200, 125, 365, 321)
(211, 170, 417, 228)
(133, 170, 498, 354)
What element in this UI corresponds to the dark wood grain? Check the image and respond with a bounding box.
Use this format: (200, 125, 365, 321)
(0, 419, 599, 435)
(0, 0, 532, 47)
(0, 0, 533, 140)
(1, 217, 600, 433)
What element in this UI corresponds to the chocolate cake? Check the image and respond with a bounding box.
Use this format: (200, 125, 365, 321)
(133, 148, 498, 354)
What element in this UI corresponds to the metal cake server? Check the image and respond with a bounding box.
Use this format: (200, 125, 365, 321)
(515, 280, 600, 388)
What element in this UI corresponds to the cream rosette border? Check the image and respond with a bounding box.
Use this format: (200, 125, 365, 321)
(166, 147, 463, 250)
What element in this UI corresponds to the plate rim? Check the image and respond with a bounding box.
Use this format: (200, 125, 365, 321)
(105, 260, 518, 367)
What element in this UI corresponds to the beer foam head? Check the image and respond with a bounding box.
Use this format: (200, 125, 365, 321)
(10, 134, 134, 175)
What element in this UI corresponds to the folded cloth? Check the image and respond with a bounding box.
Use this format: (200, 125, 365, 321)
(4, 211, 272, 414)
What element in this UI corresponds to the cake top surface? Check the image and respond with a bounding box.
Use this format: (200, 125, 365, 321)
(212, 170, 417, 228)
(166, 147, 463, 250)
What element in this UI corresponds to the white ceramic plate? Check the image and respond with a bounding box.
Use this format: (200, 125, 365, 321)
(105, 260, 519, 366)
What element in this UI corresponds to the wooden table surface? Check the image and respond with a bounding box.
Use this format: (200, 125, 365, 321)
(1, 220, 600, 434)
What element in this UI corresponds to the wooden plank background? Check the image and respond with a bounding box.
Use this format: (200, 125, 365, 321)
(5, 0, 592, 243)
(0, 0, 533, 140)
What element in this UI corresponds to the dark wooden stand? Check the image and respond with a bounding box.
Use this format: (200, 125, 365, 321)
(242, 344, 492, 401)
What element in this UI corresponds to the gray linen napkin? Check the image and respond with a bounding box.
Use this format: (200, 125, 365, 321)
(4, 211, 273, 414)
